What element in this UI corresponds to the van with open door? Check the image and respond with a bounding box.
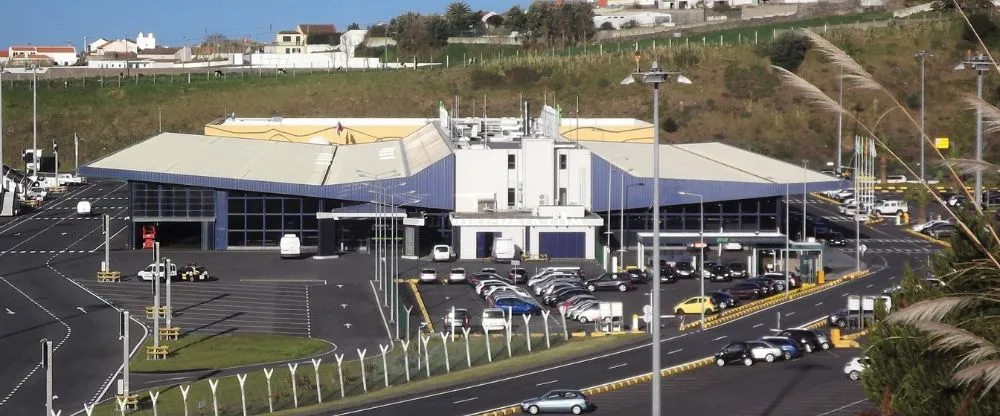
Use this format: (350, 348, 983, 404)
(280, 234, 301, 259)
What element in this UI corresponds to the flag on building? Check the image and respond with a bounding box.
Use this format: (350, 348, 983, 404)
(336, 121, 344, 136)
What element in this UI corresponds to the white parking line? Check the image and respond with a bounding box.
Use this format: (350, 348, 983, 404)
(535, 380, 558, 386)
(453, 397, 478, 404)
(841, 293, 849, 297)
(607, 363, 627, 370)
(712, 336, 727, 341)
(785, 312, 796, 316)
(667, 349, 683, 355)
(753, 323, 764, 328)
(866, 284, 873, 288)
(815, 302, 824, 306)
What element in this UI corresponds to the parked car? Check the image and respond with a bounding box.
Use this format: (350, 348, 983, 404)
(818, 231, 847, 247)
(761, 272, 799, 289)
(844, 357, 870, 381)
(871, 200, 908, 216)
(760, 336, 803, 360)
(419, 268, 439, 284)
(622, 267, 650, 284)
(432, 245, 453, 262)
(468, 272, 501, 287)
(137, 262, 178, 282)
(528, 273, 581, 291)
(673, 296, 717, 315)
(726, 263, 748, 279)
(674, 261, 696, 278)
(776, 328, 831, 353)
(480, 267, 498, 274)
(707, 291, 739, 310)
(720, 282, 764, 300)
(573, 303, 605, 323)
(509, 267, 528, 284)
(704, 264, 733, 282)
(748, 276, 785, 293)
(448, 268, 467, 284)
(533, 277, 582, 296)
(827, 308, 876, 329)
(557, 295, 597, 314)
(912, 219, 950, 233)
(924, 223, 956, 239)
(483, 285, 532, 301)
(481, 308, 507, 332)
(443, 308, 470, 332)
(519, 389, 591, 415)
(715, 341, 782, 366)
(584, 273, 634, 292)
(544, 287, 591, 307)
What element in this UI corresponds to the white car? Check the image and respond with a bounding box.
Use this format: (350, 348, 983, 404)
(419, 268, 439, 284)
(481, 308, 508, 332)
(885, 175, 908, 184)
(475, 279, 512, 294)
(23, 186, 48, 201)
(483, 285, 530, 299)
(844, 356, 869, 381)
(76, 201, 92, 216)
(432, 245, 453, 262)
(747, 341, 784, 363)
(913, 219, 949, 232)
(448, 268, 467, 283)
(575, 304, 603, 323)
(137, 262, 178, 282)
(57, 173, 85, 185)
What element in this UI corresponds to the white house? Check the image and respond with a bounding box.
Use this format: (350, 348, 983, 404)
(594, 10, 675, 29)
(88, 38, 109, 53)
(136, 32, 156, 50)
(7, 46, 79, 66)
(90, 39, 138, 55)
(136, 46, 192, 62)
(339, 29, 368, 58)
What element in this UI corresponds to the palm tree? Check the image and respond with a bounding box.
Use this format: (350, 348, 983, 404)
(905, 184, 934, 223)
(445, 2, 472, 33)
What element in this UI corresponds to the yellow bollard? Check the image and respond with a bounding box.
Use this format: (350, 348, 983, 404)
(817, 269, 826, 285)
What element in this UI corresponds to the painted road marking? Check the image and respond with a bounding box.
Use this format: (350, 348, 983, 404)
(453, 397, 478, 404)
(712, 336, 727, 341)
(608, 363, 627, 370)
(815, 302, 824, 306)
(667, 349, 683, 355)
(866, 284, 874, 288)
(535, 380, 558, 386)
(785, 312, 796, 316)
(753, 323, 764, 328)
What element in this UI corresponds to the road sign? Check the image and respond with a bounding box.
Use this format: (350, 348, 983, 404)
(642, 305, 652, 314)
(641, 313, 651, 323)
(511, 260, 521, 266)
(935, 137, 950, 149)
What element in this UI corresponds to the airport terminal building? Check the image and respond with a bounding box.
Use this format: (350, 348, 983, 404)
(80, 103, 844, 265)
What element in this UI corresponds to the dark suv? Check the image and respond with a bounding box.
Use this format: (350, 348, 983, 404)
(819, 231, 847, 247)
(721, 282, 765, 300)
(674, 262, 696, 278)
(776, 329, 831, 353)
(584, 273, 634, 292)
(707, 291, 739, 309)
(727, 263, 748, 279)
(705, 264, 733, 282)
(623, 267, 650, 284)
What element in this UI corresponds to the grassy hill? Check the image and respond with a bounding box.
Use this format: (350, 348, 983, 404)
(0, 16, 988, 181)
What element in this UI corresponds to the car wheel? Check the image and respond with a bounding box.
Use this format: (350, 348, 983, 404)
(586, 284, 596, 292)
(743, 357, 754, 366)
(783, 351, 792, 360)
(528, 405, 540, 415)
(836, 319, 847, 328)
(765, 354, 775, 363)
(618, 284, 628, 292)
(804, 344, 814, 353)
(675, 309, 685, 315)
(716, 358, 726, 367)
(579, 316, 589, 324)
(571, 405, 583, 415)
(718, 302, 727, 310)
(849, 370, 861, 381)
(821, 342, 831, 350)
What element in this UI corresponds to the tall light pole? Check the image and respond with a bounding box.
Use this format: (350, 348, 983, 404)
(32, 65, 38, 173)
(784, 183, 790, 295)
(1, 69, 4, 169)
(837, 65, 843, 174)
(915, 51, 931, 183)
(357, 169, 401, 302)
(158, 107, 163, 133)
(955, 53, 991, 206)
(621, 57, 691, 416)
(605, 165, 613, 272)
(801, 160, 808, 242)
(678, 191, 704, 328)
(41, 338, 53, 416)
(74, 133, 80, 173)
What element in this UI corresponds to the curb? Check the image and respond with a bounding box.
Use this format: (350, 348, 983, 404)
(407, 279, 435, 333)
(477, 357, 717, 416)
(903, 228, 951, 247)
(679, 269, 872, 331)
(810, 192, 842, 205)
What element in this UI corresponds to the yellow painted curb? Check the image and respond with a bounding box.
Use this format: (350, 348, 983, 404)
(810, 192, 842, 205)
(407, 280, 435, 333)
(904, 228, 951, 247)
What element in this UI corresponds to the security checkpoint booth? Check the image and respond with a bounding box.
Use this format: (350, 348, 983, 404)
(634, 231, 826, 278)
(315, 204, 425, 259)
(740, 240, 825, 284)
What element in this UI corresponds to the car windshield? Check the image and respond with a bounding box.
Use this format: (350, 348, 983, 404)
(435, 246, 448, 252)
(483, 310, 505, 319)
(676, 262, 692, 269)
(422, 269, 435, 273)
(452, 268, 465, 273)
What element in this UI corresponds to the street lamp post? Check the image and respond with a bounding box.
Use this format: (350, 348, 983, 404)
(955, 53, 991, 205)
(785, 183, 790, 295)
(366, 186, 420, 340)
(678, 191, 705, 328)
(356, 169, 401, 304)
(621, 58, 691, 416)
(914, 51, 931, 183)
(605, 165, 613, 272)
(620, 179, 645, 264)
(802, 160, 807, 242)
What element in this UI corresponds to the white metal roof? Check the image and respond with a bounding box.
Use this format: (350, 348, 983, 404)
(86, 133, 334, 185)
(325, 141, 406, 184)
(401, 123, 453, 174)
(579, 141, 840, 184)
(218, 117, 433, 126)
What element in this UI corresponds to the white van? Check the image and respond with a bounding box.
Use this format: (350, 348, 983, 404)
(138, 262, 178, 282)
(432, 245, 453, 262)
(76, 201, 92, 216)
(492, 237, 517, 262)
(280, 234, 301, 259)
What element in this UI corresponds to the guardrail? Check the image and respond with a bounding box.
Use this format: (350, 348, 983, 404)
(679, 269, 872, 331)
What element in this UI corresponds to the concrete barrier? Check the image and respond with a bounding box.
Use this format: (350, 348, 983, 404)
(679, 269, 872, 331)
(904, 228, 951, 248)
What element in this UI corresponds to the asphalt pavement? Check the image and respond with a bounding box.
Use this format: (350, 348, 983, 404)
(0, 182, 143, 415)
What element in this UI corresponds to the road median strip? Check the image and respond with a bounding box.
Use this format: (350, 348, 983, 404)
(406, 278, 436, 333)
(679, 269, 872, 331)
(903, 228, 951, 247)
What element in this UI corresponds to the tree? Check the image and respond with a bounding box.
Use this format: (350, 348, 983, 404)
(505, 6, 527, 33)
(599, 21, 615, 31)
(723, 64, 778, 101)
(962, 13, 1000, 48)
(769, 32, 810, 72)
(445, 2, 474, 34)
(347, 22, 361, 30)
(904, 184, 934, 223)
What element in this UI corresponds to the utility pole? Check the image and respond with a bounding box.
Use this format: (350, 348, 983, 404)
(957, 53, 991, 205)
(914, 51, 931, 183)
(1, 70, 4, 169)
(120, 309, 130, 398)
(785, 183, 790, 295)
(165, 258, 172, 329)
(74, 133, 79, 173)
(52, 139, 58, 184)
(41, 338, 53, 416)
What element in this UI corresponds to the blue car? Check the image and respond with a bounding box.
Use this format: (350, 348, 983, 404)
(494, 298, 540, 315)
(760, 336, 802, 360)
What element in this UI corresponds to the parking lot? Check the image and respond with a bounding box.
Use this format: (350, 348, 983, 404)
(408, 247, 860, 335)
(591, 347, 876, 415)
(77, 250, 390, 351)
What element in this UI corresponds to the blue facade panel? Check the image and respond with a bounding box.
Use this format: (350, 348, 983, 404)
(538, 232, 586, 258)
(214, 190, 228, 250)
(590, 156, 847, 212)
(80, 154, 456, 211)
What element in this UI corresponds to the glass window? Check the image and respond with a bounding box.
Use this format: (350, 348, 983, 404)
(559, 154, 567, 169)
(665, 216, 683, 230)
(741, 200, 759, 214)
(507, 188, 515, 207)
(722, 216, 741, 232)
(683, 216, 701, 231)
(302, 231, 319, 246)
(760, 215, 777, 231)
(284, 215, 302, 230)
(283, 198, 301, 214)
(741, 215, 759, 231)
(228, 231, 246, 246)
(265, 198, 281, 214)
(303, 198, 319, 213)
(264, 232, 282, 246)
(246, 198, 263, 214)
(246, 215, 263, 230)
(302, 215, 318, 230)
(722, 200, 741, 213)
(265, 215, 282, 229)
(507, 154, 516, 170)
(760, 198, 777, 214)
(229, 215, 246, 229)
(245, 231, 264, 246)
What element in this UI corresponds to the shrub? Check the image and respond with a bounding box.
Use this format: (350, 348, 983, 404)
(671, 49, 701, 67)
(961, 12, 999, 48)
(469, 68, 505, 88)
(599, 22, 615, 31)
(723, 64, 778, 100)
(769, 32, 810, 72)
(503, 67, 542, 87)
(662, 117, 679, 133)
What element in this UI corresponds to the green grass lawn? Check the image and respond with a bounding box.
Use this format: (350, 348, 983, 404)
(131, 333, 331, 373)
(92, 333, 643, 416)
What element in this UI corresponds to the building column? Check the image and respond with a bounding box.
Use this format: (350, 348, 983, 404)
(403, 224, 420, 259)
(317, 218, 340, 258)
